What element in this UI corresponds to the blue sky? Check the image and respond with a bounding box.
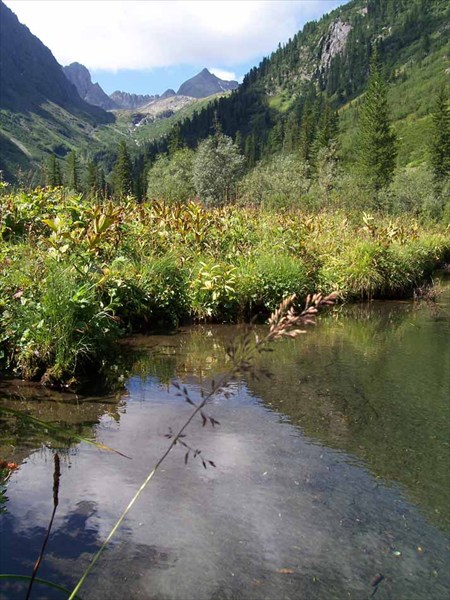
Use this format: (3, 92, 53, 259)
(5, 1, 347, 96)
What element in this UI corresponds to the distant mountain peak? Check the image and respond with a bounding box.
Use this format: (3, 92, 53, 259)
(63, 62, 117, 110)
(177, 68, 238, 99)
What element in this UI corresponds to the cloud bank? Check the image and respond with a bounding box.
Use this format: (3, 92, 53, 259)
(5, 1, 343, 71)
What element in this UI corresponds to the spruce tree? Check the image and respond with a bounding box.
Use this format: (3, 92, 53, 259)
(46, 154, 63, 187)
(167, 123, 183, 155)
(430, 85, 450, 183)
(86, 160, 99, 196)
(67, 150, 80, 192)
(315, 101, 338, 151)
(113, 141, 133, 199)
(357, 47, 397, 190)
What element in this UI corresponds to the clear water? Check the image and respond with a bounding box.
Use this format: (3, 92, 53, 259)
(1, 282, 449, 599)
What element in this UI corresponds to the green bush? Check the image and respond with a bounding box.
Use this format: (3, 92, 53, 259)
(238, 253, 312, 314)
(147, 149, 195, 203)
(1, 259, 119, 383)
(102, 255, 187, 330)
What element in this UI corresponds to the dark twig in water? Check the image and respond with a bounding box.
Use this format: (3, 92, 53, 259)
(413, 279, 442, 317)
(370, 572, 384, 597)
(25, 453, 61, 600)
(67, 292, 338, 600)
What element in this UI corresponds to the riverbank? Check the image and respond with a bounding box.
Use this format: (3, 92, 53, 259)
(1, 187, 449, 385)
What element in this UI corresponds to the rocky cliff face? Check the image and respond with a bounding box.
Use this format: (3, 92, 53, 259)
(177, 68, 238, 98)
(63, 62, 117, 110)
(319, 19, 352, 71)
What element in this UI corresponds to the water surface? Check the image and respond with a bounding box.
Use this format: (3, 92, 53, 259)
(0, 284, 449, 599)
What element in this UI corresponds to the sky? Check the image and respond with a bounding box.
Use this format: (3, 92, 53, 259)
(4, 0, 347, 96)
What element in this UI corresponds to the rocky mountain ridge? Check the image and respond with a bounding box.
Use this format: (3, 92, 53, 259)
(0, 1, 111, 124)
(62, 64, 239, 111)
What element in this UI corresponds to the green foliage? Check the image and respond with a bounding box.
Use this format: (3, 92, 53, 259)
(1, 186, 448, 386)
(240, 154, 310, 208)
(241, 253, 312, 313)
(357, 48, 397, 191)
(430, 85, 450, 183)
(147, 149, 195, 203)
(377, 164, 449, 219)
(1, 258, 119, 383)
(189, 260, 238, 320)
(46, 154, 62, 187)
(101, 255, 187, 329)
(113, 141, 133, 199)
(66, 150, 80, 192)
(192, 133, 245, 205)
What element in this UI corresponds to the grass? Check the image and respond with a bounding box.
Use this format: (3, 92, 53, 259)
(0, 186, 449, 386)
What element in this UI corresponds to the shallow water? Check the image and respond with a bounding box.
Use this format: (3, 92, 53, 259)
(0, 283, 449, 599)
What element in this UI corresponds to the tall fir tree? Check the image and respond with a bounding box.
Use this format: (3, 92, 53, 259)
(46, 154, 63, 187)
(315, 101, 339, 151)
(67, 150, 80, 192)
(167, 123, 183, 155)
(430, 85, 450, 183)
(357, 46, 397, 190)
(86, 160, 99, 196)
(113, 141, 133, 198)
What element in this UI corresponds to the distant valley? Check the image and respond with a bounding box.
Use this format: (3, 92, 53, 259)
(0, 0, 448, 187)
(0, 0, 239, 181)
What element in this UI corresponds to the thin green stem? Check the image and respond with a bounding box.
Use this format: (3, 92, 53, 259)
(68, 371, 230, 600)
(0, 574, 82, 598)
(25, 453, 60, 600)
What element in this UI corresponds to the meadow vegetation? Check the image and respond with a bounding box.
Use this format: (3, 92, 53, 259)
(0, 182, 448, 387)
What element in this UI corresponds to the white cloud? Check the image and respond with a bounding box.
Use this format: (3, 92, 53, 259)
(4, 0, 344, 71)
(209, 68, 237, 82)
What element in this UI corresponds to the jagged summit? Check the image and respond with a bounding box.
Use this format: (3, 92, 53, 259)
(63, 62, 117, 110)
(61, 65, 238, 111)
(109, 90, 158, 110)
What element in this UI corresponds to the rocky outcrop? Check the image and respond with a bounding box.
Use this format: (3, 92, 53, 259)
(319, 19, 352, 71)
(109, 90, 157, 110)
(63, 62, 117, 110)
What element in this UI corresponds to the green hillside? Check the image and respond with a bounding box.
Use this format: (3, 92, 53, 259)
(168, 0, 449, 169)
(0, 0, 113, 182)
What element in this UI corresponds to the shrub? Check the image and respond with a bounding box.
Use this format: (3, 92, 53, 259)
(193, 133, 245, 205)
(240, 154, 310, 209)
(1, 259, 120, 383)
(147, 149, 195, 203)
(238, 253, 312, 314)
(102, 255, 187, 330)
